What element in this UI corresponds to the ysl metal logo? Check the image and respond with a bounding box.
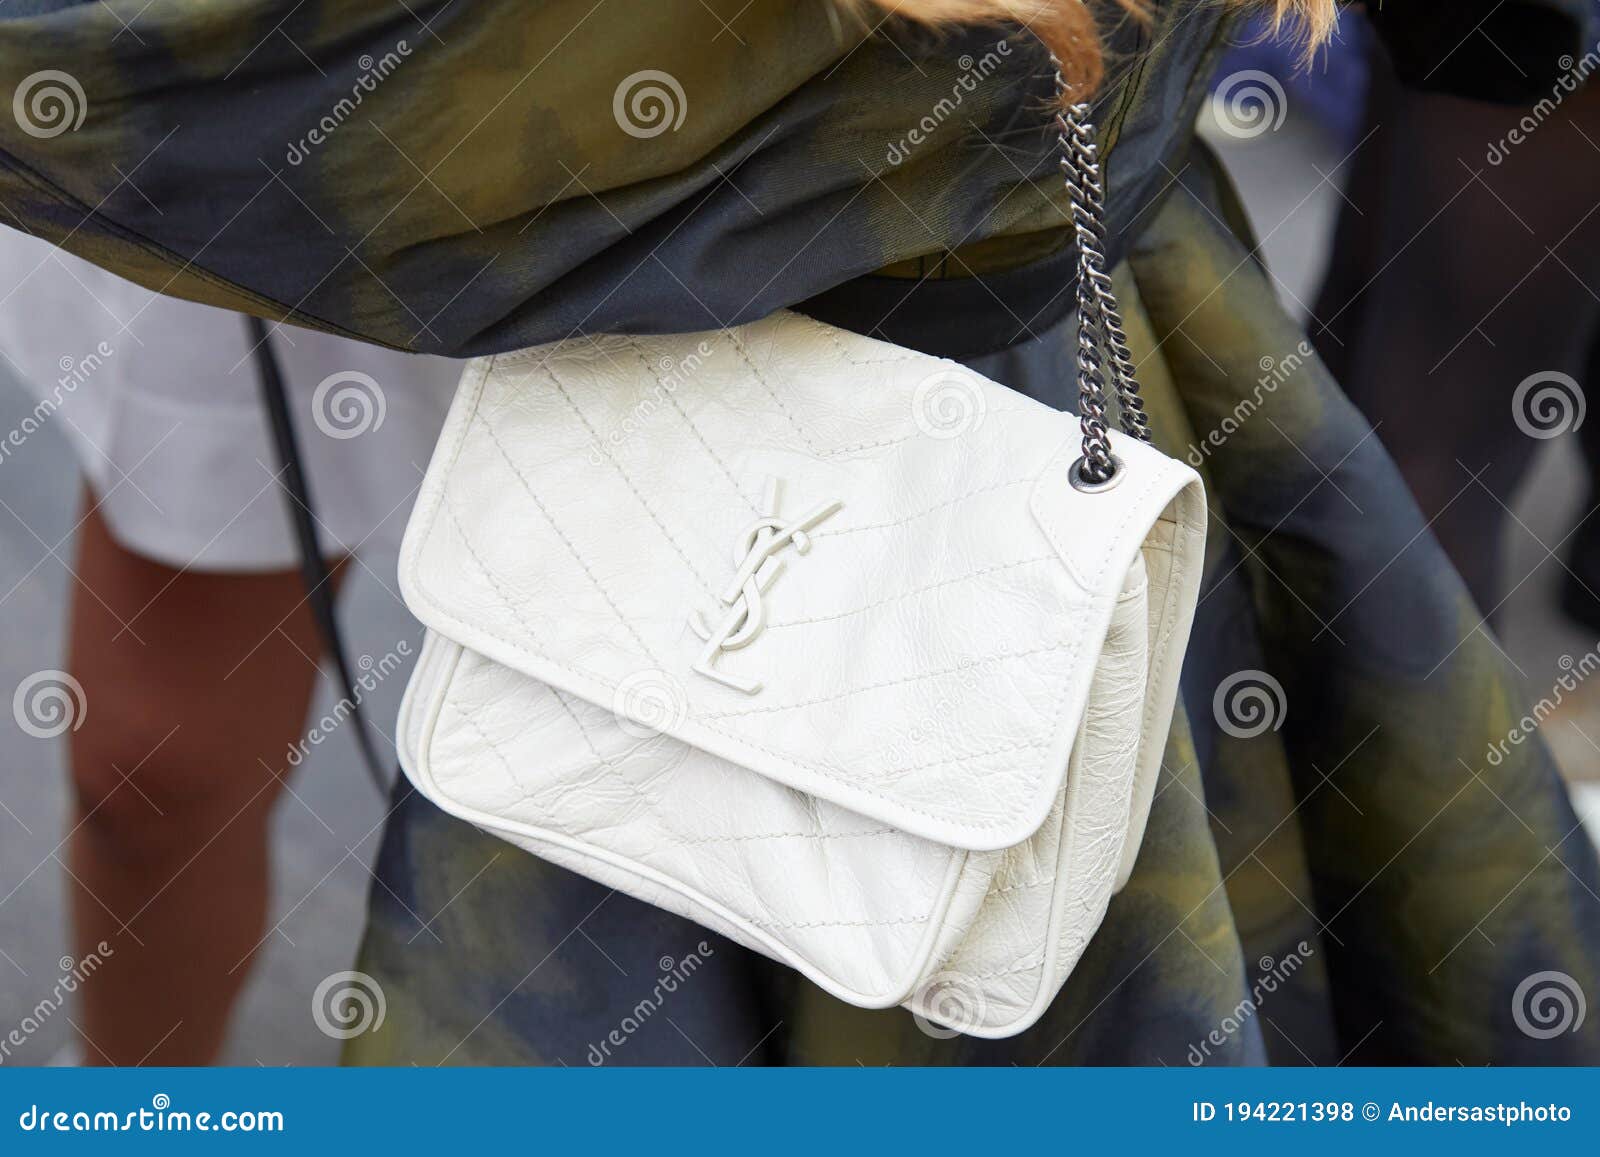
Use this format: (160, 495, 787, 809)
(689, 479, 842, 695)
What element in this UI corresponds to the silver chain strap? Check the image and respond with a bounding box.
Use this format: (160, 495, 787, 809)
(1051, 57, 1151, 487)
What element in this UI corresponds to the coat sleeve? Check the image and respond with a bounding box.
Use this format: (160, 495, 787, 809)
(0, 1, 877, 355)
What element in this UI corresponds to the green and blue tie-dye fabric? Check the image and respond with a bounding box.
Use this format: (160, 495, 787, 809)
(0, 0, 1596, 1063)
(0, 0, 1178, 352)
(342, 149, 1600, 1063)
(1, 1, 1592, 354)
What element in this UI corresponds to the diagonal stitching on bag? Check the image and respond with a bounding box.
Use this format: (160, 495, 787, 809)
(966, 955, 1047, 981)
(988, 876, 1054, 898)
(434, 512, 619, 811)
(444, 687, 947, 939)
(543, 686, 714, 856)
(812, 407, 1038, 459)
(434, 503, 575, 798)
(754, 912, 933, 931)
(442, 650, 950, 933)
(810, 476, 1035, 537)
(764, 554, 1059, 630)
(456, 657, 917, 858)
(669, 826, 899, 846)
(425, 357, 1179, 837)
(415, 523, 1077, 832)
(633, 339, 762, 518)
(688, 632, 1084, 830)
(861, 736, 1050, 781)
(721, 331, 1041, 464)
(688, 449, 1176, 829)
(727, 328, 822, 455)
(448, 670, 750, 869)
(699, 642, 1072, 719)
(439, 695, 529, 802)
(792, 312, 918, 368)
(448, 640, 710, 856)
(544, 359, 721, 599)
(471, 408, 659, 663)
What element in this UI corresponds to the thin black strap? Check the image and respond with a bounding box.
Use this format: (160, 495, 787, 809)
(246, 315, 391, 797)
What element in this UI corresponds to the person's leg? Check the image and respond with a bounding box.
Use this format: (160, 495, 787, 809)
(1307, 51, 1397, 387)
(1560, 324, 1600, 630)
(65, 500, 338, 1065)
(1321, 84, 1600, 615)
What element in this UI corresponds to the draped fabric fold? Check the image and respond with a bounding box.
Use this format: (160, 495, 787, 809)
(1, 1, 1593, 356)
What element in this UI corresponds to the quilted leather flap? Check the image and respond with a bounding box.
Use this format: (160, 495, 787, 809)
(399, 311, 1204, 852)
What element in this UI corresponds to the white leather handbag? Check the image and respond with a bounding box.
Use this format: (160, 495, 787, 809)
(393, 93, 1206, 1039)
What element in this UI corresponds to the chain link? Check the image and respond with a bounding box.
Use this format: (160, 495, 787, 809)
(1051, 58, 1151, 485)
